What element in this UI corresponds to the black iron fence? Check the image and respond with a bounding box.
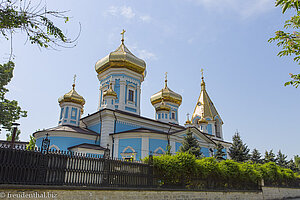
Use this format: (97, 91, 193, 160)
(0, 144, 153, 188)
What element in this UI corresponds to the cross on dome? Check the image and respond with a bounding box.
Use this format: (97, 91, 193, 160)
(121, 29, 126, 43)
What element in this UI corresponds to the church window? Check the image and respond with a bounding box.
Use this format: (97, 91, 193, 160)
(165, 113, 167, 119)
(162, 113, 164, 119)
(171, 112, 175, 119)
(128, 90, 134, 102)
(60, 107, 64, 119)
(215, 120, 221, 138)
(158, 113, 161, 119)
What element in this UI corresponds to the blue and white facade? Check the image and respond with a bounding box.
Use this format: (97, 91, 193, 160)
(34, 35, 231, 160)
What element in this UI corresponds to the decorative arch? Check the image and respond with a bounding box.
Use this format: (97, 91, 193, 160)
(49, 144, 60, 151)
(153, 147, 165, 156)
(120, 146, 137, 160)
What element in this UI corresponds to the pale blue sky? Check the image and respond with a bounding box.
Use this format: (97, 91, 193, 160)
(0, 0, 299, 159)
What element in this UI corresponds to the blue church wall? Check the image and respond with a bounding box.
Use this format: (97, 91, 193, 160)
(114, 79, 120, 103)
(175, 142, 182, 152)
(36, 136, 96, 151)
(125, 107, 137, 113)
(115, 121, 141, 133)
(201, 147, 210, 157)
(87, 123, 101, 134)
(118, 138, 142, 160)
(149, 139, 168, 155)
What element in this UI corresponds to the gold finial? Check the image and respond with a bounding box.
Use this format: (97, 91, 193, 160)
(187, 113, 190, 121)
(121, 29, 126, 43)
(72, 74, 77, 89)
(201, 68, 204, 80)
(165, 72, 168, 87)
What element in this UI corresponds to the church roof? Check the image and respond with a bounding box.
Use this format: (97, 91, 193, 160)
(81, 108, 185, 129)
(192, 76, 223, 123)
(110, 127, 168, 135)
(33, 125, 98, 136)
(95, 36, 146, 78)
(68, 143, 107, 151)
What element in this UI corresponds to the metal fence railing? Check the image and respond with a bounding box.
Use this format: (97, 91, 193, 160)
(0, 144, 153, 188)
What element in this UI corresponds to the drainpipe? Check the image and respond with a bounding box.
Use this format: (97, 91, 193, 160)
(98, 111, 102, 145)
(112, 110, 117, 158)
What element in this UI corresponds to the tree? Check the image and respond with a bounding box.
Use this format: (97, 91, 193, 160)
(276, 150, 288, 167)
(250, 148, 262, 163)
(268, 0, 300, 88)
(228, 131, 250, 162)
(287, 159, 298, 172)
(0, 0, 78, 130)
(6, 128, 20, 141)
(214, 143, 225, 160)
(26, 134, 36, 150)
(264, 150, 276, 163)
(180, 130, 202, 158)
(295, 155, 300, 170)
(0, 61, 27, 131)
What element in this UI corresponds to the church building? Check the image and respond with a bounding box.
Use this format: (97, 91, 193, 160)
(34, 31, 231, 160)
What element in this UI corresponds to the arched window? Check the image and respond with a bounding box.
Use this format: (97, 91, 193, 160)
(215, 119, 221, 138)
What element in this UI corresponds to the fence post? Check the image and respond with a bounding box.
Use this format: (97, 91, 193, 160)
(148, 154, 153, 187)
(102, 158, 109, 187)
(37, 151, 49, 185)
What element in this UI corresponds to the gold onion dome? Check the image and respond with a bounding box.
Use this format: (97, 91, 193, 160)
(95, 30, 146, 78)
(150, 73, 182, 106)
(198, 116, 208, 124)
(58, 84, 85, 106)
(103, 83, 118, 98)
(155, 98, 171, 112)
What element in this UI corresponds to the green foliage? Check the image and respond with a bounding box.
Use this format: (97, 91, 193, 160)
(6, 128, 20, 141)
(269, 0, 300, 87)
(214, 143, 225, 160)
(264, 150, 276, 163)
(276, 150, 288, 168)
(295, 155, 300, 169)
(179, 130, 202, 158)
(0, 61, 27, 130)
(251, 148, 262, 163)
(228, 131, 250, 162)
(0, 0, 75, 48)
(26, 135, 36, 150)
(144, 153, 298, 189)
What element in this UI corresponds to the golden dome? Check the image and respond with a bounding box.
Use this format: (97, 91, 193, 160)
(150, 75, 182, 106)
(95, 31, 146, 79)
(198, 117, 208, 124)
(103, 83, 118, 98)
(58, 84, 85, 106)
(155, 99, 171, 112)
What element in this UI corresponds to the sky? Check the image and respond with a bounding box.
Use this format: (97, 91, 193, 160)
(0, 0, 299, 159)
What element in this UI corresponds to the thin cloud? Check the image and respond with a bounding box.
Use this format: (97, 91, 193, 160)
(188, 0, 274, 19)
(105, 6, 151, 22)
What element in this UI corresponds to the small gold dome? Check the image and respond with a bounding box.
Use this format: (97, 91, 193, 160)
(198, 117, 208, 124)
(103, 83, 118, 98)
(150, 75, 182, 106)
(155, 99, 171, 112)
(58, 84, 85, 106)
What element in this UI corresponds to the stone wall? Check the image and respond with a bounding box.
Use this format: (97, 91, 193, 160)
(0, 186, 299, 200)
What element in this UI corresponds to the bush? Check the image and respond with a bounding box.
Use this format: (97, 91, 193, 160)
(144, 154, 298, 189)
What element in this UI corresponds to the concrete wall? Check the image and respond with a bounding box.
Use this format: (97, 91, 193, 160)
(0, 186, 299, 200)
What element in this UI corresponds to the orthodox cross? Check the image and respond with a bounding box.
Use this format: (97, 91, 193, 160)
(164, 72, 168, 87)
(73, 74, 77, 85)
(186, 113, 190, 121)
(201, 68, 204, 79)
(121, 29, 126, 43)
(72, 74, 76, 88)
